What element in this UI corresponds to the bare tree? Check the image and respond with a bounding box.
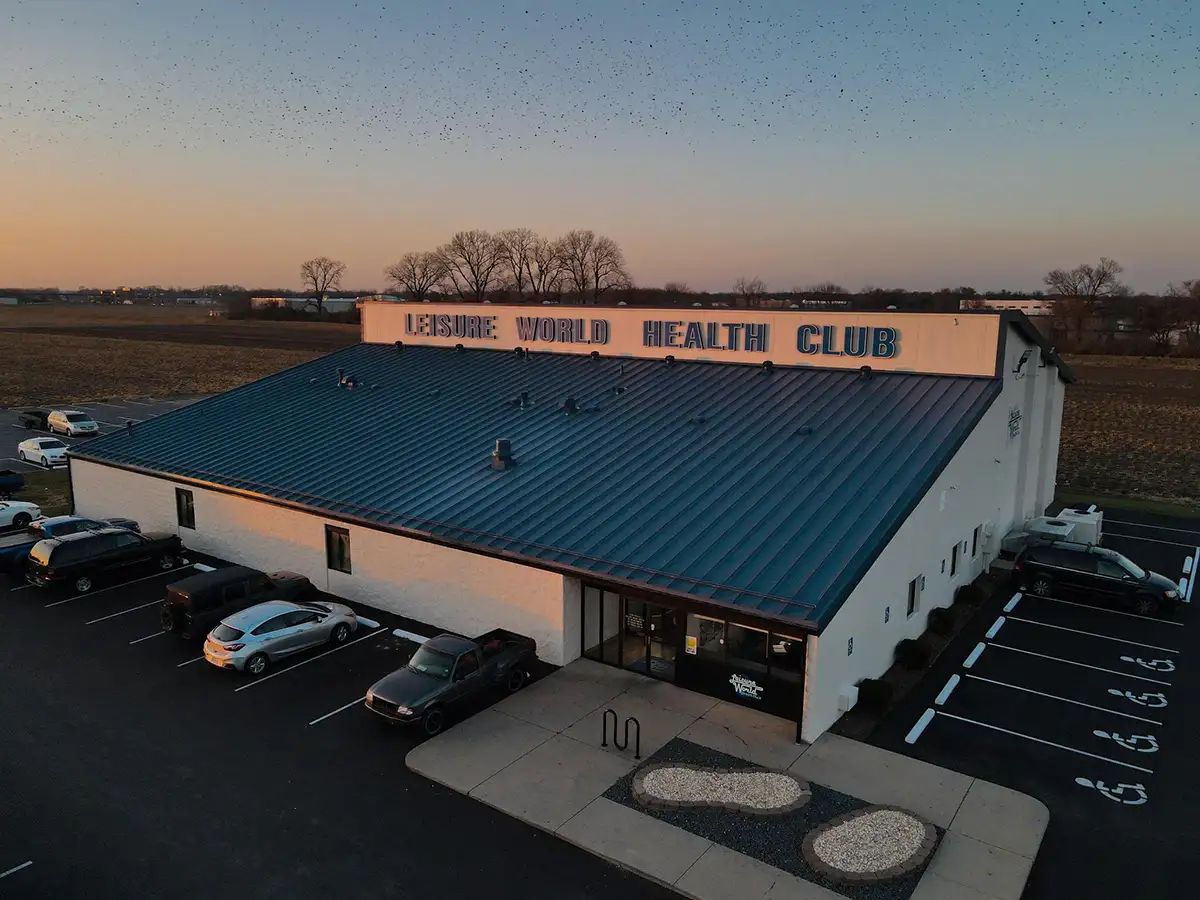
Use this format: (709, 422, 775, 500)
(663, 281, 691, 293)
(804, 281, 848, 294)
(495, 228, 540, 298)
(559, 229, 597, 295)
(1166, 279, 1200, 350)
(588, 235, 631, 298)
(437, 230, 505, 302)
(300, 257, 347, 314)
(524, 235, 565, 301)
(1043, 257, 1129, 301)
(384, 251, 448, 302)
(732, 276, 768, 307)
(557, 229, 630, 300)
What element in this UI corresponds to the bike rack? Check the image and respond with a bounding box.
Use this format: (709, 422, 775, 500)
(600, 708, 642, 759)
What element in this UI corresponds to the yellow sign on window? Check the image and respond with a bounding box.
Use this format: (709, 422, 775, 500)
(685, 635, 698, 655)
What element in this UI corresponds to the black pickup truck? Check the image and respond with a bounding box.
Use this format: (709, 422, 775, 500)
(365, 629, 536, 736)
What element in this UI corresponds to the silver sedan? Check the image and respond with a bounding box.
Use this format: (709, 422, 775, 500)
(203, 599, 358, 676)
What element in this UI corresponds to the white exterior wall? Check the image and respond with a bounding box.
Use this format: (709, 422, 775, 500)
(801, 323, 1064, 740)
(69, 460, 574, 664)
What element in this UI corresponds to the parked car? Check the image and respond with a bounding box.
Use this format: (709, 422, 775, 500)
(202, 599, 359, 676)
(25, 527, 185, 594)
(1015, 539, 1180, 617)
(17, 409, 50, 430)
(0, 514, 140, 573)
(365, 629, 536, 735)
(161, 566, 314, 640)
(0, 472, 27, 501)
(0, 500, 41, 530)
(47, 409, 100, 437)
(18, 437, 69, 468)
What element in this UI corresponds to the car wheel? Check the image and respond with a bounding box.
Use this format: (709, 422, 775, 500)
(12, 513, 32, 528)
(1133, 595, 1160, 617)
(1029, 575, 1053, 597)
(17, 450, 25, 461)
(245, 653, 269, 677)
(330, 622, 350, 644)
(158, 554, 176, 570)
(74, 576, 93, 593)
(43, 456, 54, 468)
(506, 667, 527, 693)
(421, 706, 446, 737)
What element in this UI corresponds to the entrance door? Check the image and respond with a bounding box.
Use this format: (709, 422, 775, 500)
(620, 599, 679, 681)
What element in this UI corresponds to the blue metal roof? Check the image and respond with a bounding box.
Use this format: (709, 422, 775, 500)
(71, 344, 1000, 631)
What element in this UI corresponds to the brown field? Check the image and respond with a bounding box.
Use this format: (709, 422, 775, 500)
(0, 307, 1195, 507)
(1060, 355, 1200, 504)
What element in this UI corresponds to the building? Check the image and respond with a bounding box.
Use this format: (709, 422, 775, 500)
(251, 296, 359, 313)
(963, 297, 1054, 317)
(67, 303, 1069, 741)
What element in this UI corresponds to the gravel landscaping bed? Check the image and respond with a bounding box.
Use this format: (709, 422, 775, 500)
(602, 738, 941, 900)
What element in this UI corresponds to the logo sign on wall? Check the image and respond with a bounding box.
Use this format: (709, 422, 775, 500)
(729, 673, 763, 700)
(1008, 406, 1022, 440)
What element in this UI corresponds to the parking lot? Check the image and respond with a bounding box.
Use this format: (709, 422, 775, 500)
(873, 511, 1200, 900)
(0, 555, 676, 900)
(2, 396, 210, 472)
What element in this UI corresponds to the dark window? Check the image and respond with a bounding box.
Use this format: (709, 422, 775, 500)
(50, 541, 86, 565)
(454, 653, 480, 681)
(224, 582, 247, 604)
(251, 614, 289, 636)
(972, 526, 981, 558)
(726, 623, 769, 674)
(769, 633, 805, 682)
(325, 525, 351, 573)
(288, 610, 320, 627)
(113, 533, 143, 548)
(1096, 559, 1127, 579)
(211, 623, 244, 642)
(1059, 551, 1097, 574)
(175, 489, 195, 529)
(88, 534, 120, 554)
(907, 577, 920, 617)
(951, 543, 959, 577)
(686, 614, 725, 662)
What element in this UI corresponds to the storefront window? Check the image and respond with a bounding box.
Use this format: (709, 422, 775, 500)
(769, 633, 805, 683)
(686, 614, 725, 662)
(726, 622, 769, 674)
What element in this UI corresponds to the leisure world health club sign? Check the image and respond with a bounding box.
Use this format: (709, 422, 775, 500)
(397, 310, 900, 360)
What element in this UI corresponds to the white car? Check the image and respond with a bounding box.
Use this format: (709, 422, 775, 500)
(47, 409, 100, 437)
(18, 437, 68, 468)
(0, 501, 42, 529)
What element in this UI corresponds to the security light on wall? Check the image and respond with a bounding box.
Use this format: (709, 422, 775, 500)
(1013, 349, 1033, 377)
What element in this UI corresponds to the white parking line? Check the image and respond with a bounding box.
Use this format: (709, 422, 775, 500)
(86, 597, 166, 625)
(0, 861, 33, 880)
(1045, 596, 1186, 626)
(989, 643, 1173, 686)
(233, 628, 387, 693)
(122, 400, 155, 406)
(128, 631, 166, 645)
(0, 456, 48, 472)
(177, 656, 205, 667)
(43, 565, 194, 607)
(7, 583, 37, 591)
(1004, 615, 1179, 654)
(934, 710, 1155, 774)
(1105, 518, 1200, 538)
(934, 674, 960, 706)
(1102, 531, 1198, 550)
(308, 697, 367, 726)
(961, 673, 1164, 726)
(1188, 551, 1198, 603)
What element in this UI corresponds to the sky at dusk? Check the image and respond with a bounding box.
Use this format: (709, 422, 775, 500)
(2, 0, 1197, 293)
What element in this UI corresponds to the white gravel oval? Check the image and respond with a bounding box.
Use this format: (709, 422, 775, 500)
(641, 766, 807, 810)
(811, 809, 928, 873)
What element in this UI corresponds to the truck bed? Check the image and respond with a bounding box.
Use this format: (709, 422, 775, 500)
(474, 628, 536, 659)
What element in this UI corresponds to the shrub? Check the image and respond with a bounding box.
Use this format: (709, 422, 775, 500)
(895, 637, 932, 670)
(954, 583, 985, 606)
(927, 606, 956, 636)
(856, 678, 894, 711)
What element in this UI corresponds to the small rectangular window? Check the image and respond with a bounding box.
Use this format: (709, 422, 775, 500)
(972, 525, 981, 558)
(325, 525, 351, 574)
(951, 543, 959, 577)
(907, 577, 920, 618)
(175, 488, 195, 529)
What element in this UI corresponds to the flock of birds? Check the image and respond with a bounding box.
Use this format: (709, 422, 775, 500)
(2, 0, 1196, 165)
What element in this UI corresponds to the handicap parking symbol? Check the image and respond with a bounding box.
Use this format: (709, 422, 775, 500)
(1108, 689, 1168, 708)
(1075, 777, 1148, 805)
(1093, 730, 1159, 753)
(1119, 656, 1175, 673)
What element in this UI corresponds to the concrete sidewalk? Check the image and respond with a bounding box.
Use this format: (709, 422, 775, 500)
(406, 659, 1048, 900)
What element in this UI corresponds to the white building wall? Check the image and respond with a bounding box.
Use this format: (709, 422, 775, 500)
(69, 460, 574, 664)
(801, 323, 1063, 741)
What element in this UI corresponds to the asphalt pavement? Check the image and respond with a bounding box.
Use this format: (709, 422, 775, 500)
(0, 556, 679, 900)
(872, 514, 1200, 900)
(2, 397, 209, 473)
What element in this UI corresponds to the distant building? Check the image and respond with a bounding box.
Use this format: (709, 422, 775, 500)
(252, 296, 359, 313)
(172, 297, 219, 306)
(963, 298, 1054, 317)
(0, 296, 21, 306)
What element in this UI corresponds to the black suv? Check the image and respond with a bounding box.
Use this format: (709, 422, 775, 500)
(1015, 540, 1180, 617)
(160, 565, 313, 640)
(25, 527, 185, 594)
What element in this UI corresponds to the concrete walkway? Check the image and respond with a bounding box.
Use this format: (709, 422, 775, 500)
(406, 659, 1047, 900)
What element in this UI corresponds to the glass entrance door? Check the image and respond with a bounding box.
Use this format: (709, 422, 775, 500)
(620, 599, 679, 681)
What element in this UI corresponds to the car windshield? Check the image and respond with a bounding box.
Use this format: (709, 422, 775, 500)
(406, 645, 454, 679)
(64, 414, 92, 423)
(211, 624, 245, 642)
(1114, 553, 1147, 580)
(40, 439, 66, 449)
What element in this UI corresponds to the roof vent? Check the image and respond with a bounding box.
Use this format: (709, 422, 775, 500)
(492, 439, 515, 470)
(455, 343, 465, 352)
(794, 425, 814, 436)
(689, 414, 707, 425)
(858, 365, 873, 379)
(692, 302, 702, 307)
(761, 360, 774, 375)
(590, 350, 600, 360)
(518, 391, 531, 408)
(394, 340, 404, 351)
(562, 397, 579, 415)
(665, 355, 676, 367)
(336, 367, 345, 384)
(514, 346, 525, 359)
(125, 420, 134, 433)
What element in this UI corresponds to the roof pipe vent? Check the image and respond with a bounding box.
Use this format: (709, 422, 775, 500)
(336, 367, 345, 385)
(519, 391, 530, 408)
(761, 360, 774, 375)
(562, 397, 579, 415)
(665, 355, 676, 368)
(794, 425, 814, 436)
(590, 350, 600, 360)
(514, 346, 525, 359)
(455, 343, 465, 352)
(394, 340, 404, 352)
(492, 439, 515, 470)
(858, 365, 873, 380)
(125, 420, 134, 434)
